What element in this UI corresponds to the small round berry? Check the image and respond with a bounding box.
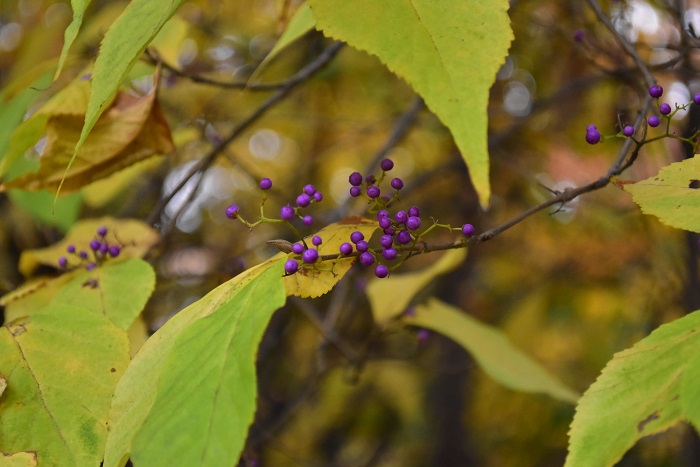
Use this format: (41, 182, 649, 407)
(99, 243, 109, 254)
(659, 103, 672, 115)
(66, 244, 76, 254)
(58, 256, 68, 268)
(383, 227, 396, 236)
(417, 329, 430, 344)
(365, 175, 376, 185)
(108, 245, 121, 257)
(349, 186, 361, 197)
(313, 192, 323, 202)
(350, 231, 365, 244)
(296, 193, 311, 207)
(623, 125, 634, 137)
(303, 184, 316, 195)
(90, 239, 101, 251)
(292, 242, 305, 254)
(280, 205, 295, 221)
(377, 209, 389, 219)
(649, 84, 664, 98)
(462, 223, 476, 237)
(312, 235, 322, 246)
(226, 204, 240, 219)
(359, 252, 375, 267)
(302, 248, 319, 264)
(648, 115, 661, 127)
(375, 264, 389, 278)
(407, 206, 420, 217)
(587, 124, 597, 131)
(85, 262, 97, 271)
(407, 216, 422, 231)
(391, 178, 404, 190)
(284, 259, 299, 275)
(585, 127, 601, 144)
(380, 234, 394, 248)
(395, 210, 408, 224)
(573, 30, 585, 42)
(356, 240, 369, 252)
(694, 93, 700, 105)
(97, 226, 107, 236)
(367, 185, 381, 199)
(79, 250, 88, 259)
(378, 217, 392, 230)
(380, 158, 394, 171)
(259, 178, 272, 190)
(303, 215, 314, 226)
(396, 230, 412, 244)
(339, 242, 353, 255)
(349, 172, 363, 186)
(382, 248, 398, 261)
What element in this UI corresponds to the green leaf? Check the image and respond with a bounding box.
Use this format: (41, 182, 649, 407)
(0, 304, 130, 467)
(308, 0, 513, 208)
(55, 0, 92, 80)
(367, 249, 466, 326)
(53, 259, 156, 330)
(8, 190, 82, 232)
(566, 309, 700, 466)
(622, 157, 700, 232)
(67, 0, 184, 195)
(405, 298, 579, 403)
(104, 260, 286, 467)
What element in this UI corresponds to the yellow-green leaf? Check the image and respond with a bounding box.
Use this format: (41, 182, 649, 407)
(0, 451, 38, 467)
(405, 298, 579, 403)
(308, 0, 513, 208)
(54, 0, 92, 80)
(367, 249, 466, 326)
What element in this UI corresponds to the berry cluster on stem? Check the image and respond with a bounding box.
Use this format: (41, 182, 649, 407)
(58, 226, 122, 271)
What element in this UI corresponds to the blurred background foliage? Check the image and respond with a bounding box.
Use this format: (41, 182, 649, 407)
(0, 0, 698, 465)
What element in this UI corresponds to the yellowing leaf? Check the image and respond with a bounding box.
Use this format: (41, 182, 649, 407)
(18, 217, 158, 277)
(405, 299, 579, 403)
(308, 0, 513, 208)
(622, 157, 700, 232)
(0, 451, 38, 467)
(367, 249, 466, 326)
(0, 304, 130, 467)
(3, 78, 173, 193)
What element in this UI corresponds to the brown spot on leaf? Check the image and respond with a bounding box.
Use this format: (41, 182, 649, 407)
(6, 318, 29, 336)
(338, 215, 370, 225)
(689, 179, 700, 189)
(110, 368, 116, 373)
(82, 278, 99, 288)
(637, 411, 660, 432)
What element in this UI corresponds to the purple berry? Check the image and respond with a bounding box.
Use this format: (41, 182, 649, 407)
(375, 264, 389, 278)
(280, 205, 295, 221)
(380, 234, 394, 248)
(648, 115, 661, 127)
(90, 239, 101, 251)
(284, 259, 299, 275)
(260, 178, 272, 190)
(79, 250, 88, 259)
(382, 248, 398, 260)
(99, 243, 109, 254)
(97, 226, 107, 236)
(356, 240, 369, 252)
(573, 30, 585, 42)
(339, 242, 353, 255)
(226, 204, 240, 219)
(377, 210, 389, 219)
(623, 125, 634, 137)
(587, 124, 597, 131)
(349, 172, 363, 186)
(108, 245, 121, 257)
(407, 216, 421, 231)
(659, 103, 672, 115)
(349, 186, 361, 197)
(85, 263, 97, 271)
(649, 84, 664, 98)
(292, 242, 305, 254)
(417, 329, 430, 344)
(66, 244, 76, 254)
(359, 252, 375, 267)
(383, 227, 396, 236)
(365, 175, 376, 185)
(395, 210, 408, 224)
(367, 185, 380, 199)
(407, 206, 420, 217)
(302, 248, 319, 264)
(350, 231, 364, 244)
(585, 127, 601, 144)
(58, 256, 68, 268)
(694, 93, 700, 105)
(296, 193, 311, 207)
(379, 217, 392, 230)
(396, 230, 412, 244)
(390, 178, 404, 190)
(380, 158, 394, 171)
(313, 192, 323, 202)
(303, 184, 316, 195)
(303, 215, 314, 226)
(312, 235, 322, 246)
(462, 223, 476, 237)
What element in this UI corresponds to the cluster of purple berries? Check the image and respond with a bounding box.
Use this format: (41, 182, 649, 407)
(58, 226, 121, 271)
(586, 84, 700, 144)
